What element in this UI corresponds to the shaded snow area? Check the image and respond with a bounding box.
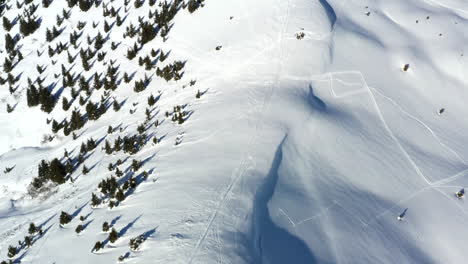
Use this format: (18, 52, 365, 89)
(1, 0, 468, 263)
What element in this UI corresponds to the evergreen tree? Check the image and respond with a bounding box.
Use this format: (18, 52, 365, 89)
(3, 57, 12, 73)
(82, 164, 89, 175)
(82, 58, 90, 71)
(131, 159, 142, 172)
(86, 101, 101, 120)
(28, 223, 37, 235)
(126, 47, 136, 60)
(116, 14, 123, 26)
(2, 17, 12, 31)
(46, 28, 53, 42)
(102, 221, 109, 232)
(67, 0, 77, 8)
(137, 124, 145, 134)
(38, 87, 56, 113)
(147, 94, 156, 106)
(75, 224, 83, 234)
(105, 140, 112, 154)
(108, 228, 119, 243)
(65, 160, 73, 174)
(92, 241, 102, 252)
(91, 192, 101, 207)
(134, 0, 143, 8)
(94, 32, 105, 50)
(116, 188, 125, 202)
(177, 113, 184, 124)
(115, 167, 123, 177)
(51, 119, 60, 133)
(5, 33, 15, 53)
(93, 73, 102, 90)
(19, 14, 40, 37)
(86, 137, 96, 150)
(129, 235, 145, 250)
(6, 104, 13, 113)
(70, 109, 85, 131)
(7, 246, 16, 258)
(104, 20, 111, 33)
(42, 0, 51, 8)
(59, 211, 72, 226)
(49, 158, 67, 184)
(187, 0, 204, 13)
(62, 97, 70, 111)
(123, 72, 131, 83)
(113, 100, 121, 111)
(24, 236, 32, 247)
(133, 79, 145, 93)
(78, 0, 93, 12)
(139, 22, 156, 44)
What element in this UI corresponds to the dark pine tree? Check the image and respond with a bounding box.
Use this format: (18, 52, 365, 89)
(59, 211, 72, 226)
(102, 221, 109, 232)
(91, 192, 101, 207)
(108, 228, 119, 243)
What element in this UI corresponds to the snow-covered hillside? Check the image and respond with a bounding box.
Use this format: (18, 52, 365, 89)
(1, 0, 468, 263)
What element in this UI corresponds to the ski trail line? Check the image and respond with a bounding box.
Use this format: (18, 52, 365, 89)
(186, 0, 292, 263)
(422, 0, 468, 16)
(370, 86, 467, 166)
(334, 72, 432, 185)
(432, 187, 468, 222)
(306, 70, 468, 227)
(278, 208, 296, 228)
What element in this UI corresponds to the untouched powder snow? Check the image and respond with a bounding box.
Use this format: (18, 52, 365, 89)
(1, 0, 468, 263)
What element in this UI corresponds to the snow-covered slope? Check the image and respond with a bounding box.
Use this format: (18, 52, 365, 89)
(1, 0, 468, 263)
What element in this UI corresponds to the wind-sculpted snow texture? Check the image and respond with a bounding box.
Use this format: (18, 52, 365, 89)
(1, 0, 468, 263)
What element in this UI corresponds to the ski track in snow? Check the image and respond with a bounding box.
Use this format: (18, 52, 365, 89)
(191, 0, 344, 259)
(186, 0, 293, 262)
(422, 0, 468, 16)
(281, 69, 468, 230)
(3, 0, 468, 261)
(184, 0, 468, 258)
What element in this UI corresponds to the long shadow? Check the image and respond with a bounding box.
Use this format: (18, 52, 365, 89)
(110, 215, 122, 227)
(318, 0, 337, 27)
(251, 136, 318, 264)
(82, 219, 94, 231)
(38, 214, 56, 230)
(308, 85, 327, 112)
(141, 228, 157, 239)
(71, 202, 88, 219)
(118, 215, 141, 237)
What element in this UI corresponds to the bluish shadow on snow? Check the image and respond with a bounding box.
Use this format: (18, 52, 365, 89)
(319, 0, 337, 27)
(246, 135, 437, 264)
(308, 85, 327, 112)
(251, 136, 318, 264)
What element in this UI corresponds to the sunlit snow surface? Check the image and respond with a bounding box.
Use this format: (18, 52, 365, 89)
(1, 0, 468, 263)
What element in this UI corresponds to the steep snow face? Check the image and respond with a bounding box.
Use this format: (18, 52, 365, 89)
(254, 0, 468, 263)
(1, 0, 468, 263)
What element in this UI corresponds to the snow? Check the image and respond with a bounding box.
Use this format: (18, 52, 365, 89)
(1, 0, 468, 263)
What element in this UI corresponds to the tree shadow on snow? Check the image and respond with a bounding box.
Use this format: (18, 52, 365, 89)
(243, 135, 439, 264)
